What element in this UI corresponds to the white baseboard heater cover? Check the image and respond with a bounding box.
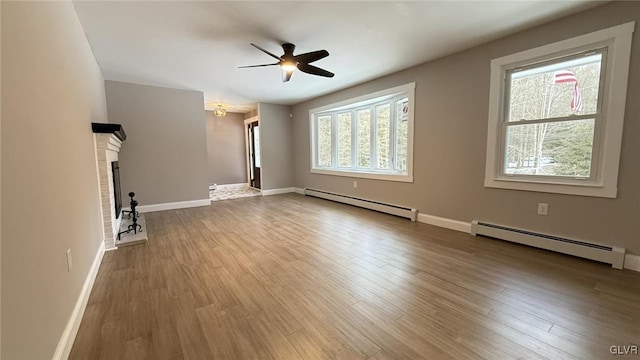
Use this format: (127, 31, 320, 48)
(304, 188, 418, 221)
(471, 220, 625, 269)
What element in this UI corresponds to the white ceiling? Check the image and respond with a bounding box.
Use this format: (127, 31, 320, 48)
(73, 1, 603, 113)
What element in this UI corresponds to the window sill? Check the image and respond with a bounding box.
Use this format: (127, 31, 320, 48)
(311, 168, 413, 183)
(484, 177, 616, 198)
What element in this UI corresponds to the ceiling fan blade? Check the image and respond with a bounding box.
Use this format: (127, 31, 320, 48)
(282, 70, 293, 82)
(238, 62, 280, 68)
(250, 43, 282, 60)
(297, 63, 335, 78)
(294, 50, 329, 64)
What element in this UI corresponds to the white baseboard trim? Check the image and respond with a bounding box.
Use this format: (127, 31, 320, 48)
(293, 187, 304, 194)
(53, 241, 105, 360)
(210, 183, 248, 191)
(124, 198, 211, 213)
(262, 187, 295, 196)
(417, 213, 471, 234)
(624, 254, 640, 272)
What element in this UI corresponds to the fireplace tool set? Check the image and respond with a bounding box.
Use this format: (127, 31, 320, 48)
(118, 192, 142, 240)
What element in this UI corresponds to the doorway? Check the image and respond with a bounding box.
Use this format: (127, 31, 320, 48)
(247, 120, 261, 189)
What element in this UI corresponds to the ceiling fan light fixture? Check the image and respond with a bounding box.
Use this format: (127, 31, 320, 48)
(213, 104, 227, 117)
(280, 61, 297, 72)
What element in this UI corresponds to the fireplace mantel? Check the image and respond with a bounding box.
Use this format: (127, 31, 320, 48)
(92, 123, 127, 141)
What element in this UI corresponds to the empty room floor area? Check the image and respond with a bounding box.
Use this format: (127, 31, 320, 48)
(70, 194, 640, 360)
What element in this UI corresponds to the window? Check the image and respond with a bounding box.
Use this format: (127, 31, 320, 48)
(310, 83, 415, 182)
(485, 22, 634, 198)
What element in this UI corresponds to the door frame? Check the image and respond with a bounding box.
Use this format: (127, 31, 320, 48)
(244, 116, 262, 192)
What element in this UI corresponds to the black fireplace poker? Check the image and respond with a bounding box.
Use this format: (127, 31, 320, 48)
(118, 192, 143, 240)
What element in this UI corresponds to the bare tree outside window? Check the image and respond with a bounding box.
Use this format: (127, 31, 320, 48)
(317, 115, 332, 167)
(395, 99, 409, 172)
(337, 113, 352, 167)
(357, 109, 371, 168)
(376, 104, 391, 169)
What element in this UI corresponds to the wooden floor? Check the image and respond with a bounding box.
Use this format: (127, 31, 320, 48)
(70, 194, 640, 360)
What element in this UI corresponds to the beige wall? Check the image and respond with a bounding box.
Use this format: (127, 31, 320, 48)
(205, 111, 247, 185)
(292, 2, 640, 254)
(1, 1, 108, 358)
(258, 103, 294, 190)
(105, 81, 209, 205)
(244, 109, 258, 120)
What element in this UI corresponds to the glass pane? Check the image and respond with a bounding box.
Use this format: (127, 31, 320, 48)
(395, 99, 409, 172)
(376, 104, 391, 169)
(509, 53, 602, 122)
(357, 109, 371, 168)
(337, 113, 352, 167)
(317, 115, 332, 167)
(504, 119, 594, 177)
(253, 126, 261, 168)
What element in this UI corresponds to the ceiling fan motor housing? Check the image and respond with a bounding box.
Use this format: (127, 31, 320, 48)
(282, 43, 296, 56)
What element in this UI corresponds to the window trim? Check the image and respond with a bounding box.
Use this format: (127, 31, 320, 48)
(309, 83, 415, 182)
(485, 22, 634, 198)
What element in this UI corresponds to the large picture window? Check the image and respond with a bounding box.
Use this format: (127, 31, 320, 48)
(485, 22, 634, 198)
(310, 83, 415, 182)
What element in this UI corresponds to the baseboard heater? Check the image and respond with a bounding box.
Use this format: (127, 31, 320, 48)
(471, 220, 625, 269)
(303, 188, 418, 221)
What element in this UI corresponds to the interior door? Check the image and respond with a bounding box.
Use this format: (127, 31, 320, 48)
(248, 121, 261, 189)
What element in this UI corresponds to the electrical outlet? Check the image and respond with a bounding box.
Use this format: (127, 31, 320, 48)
(537, 203, 549, 216)
(353, 181, 358, 188)
(66, 249, 72, 272)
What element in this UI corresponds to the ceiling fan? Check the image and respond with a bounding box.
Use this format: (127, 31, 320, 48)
(239, 43, 334, 82)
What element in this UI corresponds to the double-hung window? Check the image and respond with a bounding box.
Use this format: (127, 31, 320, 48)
(310, 83, 415, 182)
(485, 22, 634, 198)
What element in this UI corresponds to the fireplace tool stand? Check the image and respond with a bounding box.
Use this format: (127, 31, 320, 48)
(118, 192, 142, 240)
(121, 191, 139, 219)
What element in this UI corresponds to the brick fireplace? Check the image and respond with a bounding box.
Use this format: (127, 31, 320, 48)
(92, 123, 126, 250)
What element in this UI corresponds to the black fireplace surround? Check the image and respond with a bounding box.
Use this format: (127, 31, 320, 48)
(112, 161, 122, 219)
